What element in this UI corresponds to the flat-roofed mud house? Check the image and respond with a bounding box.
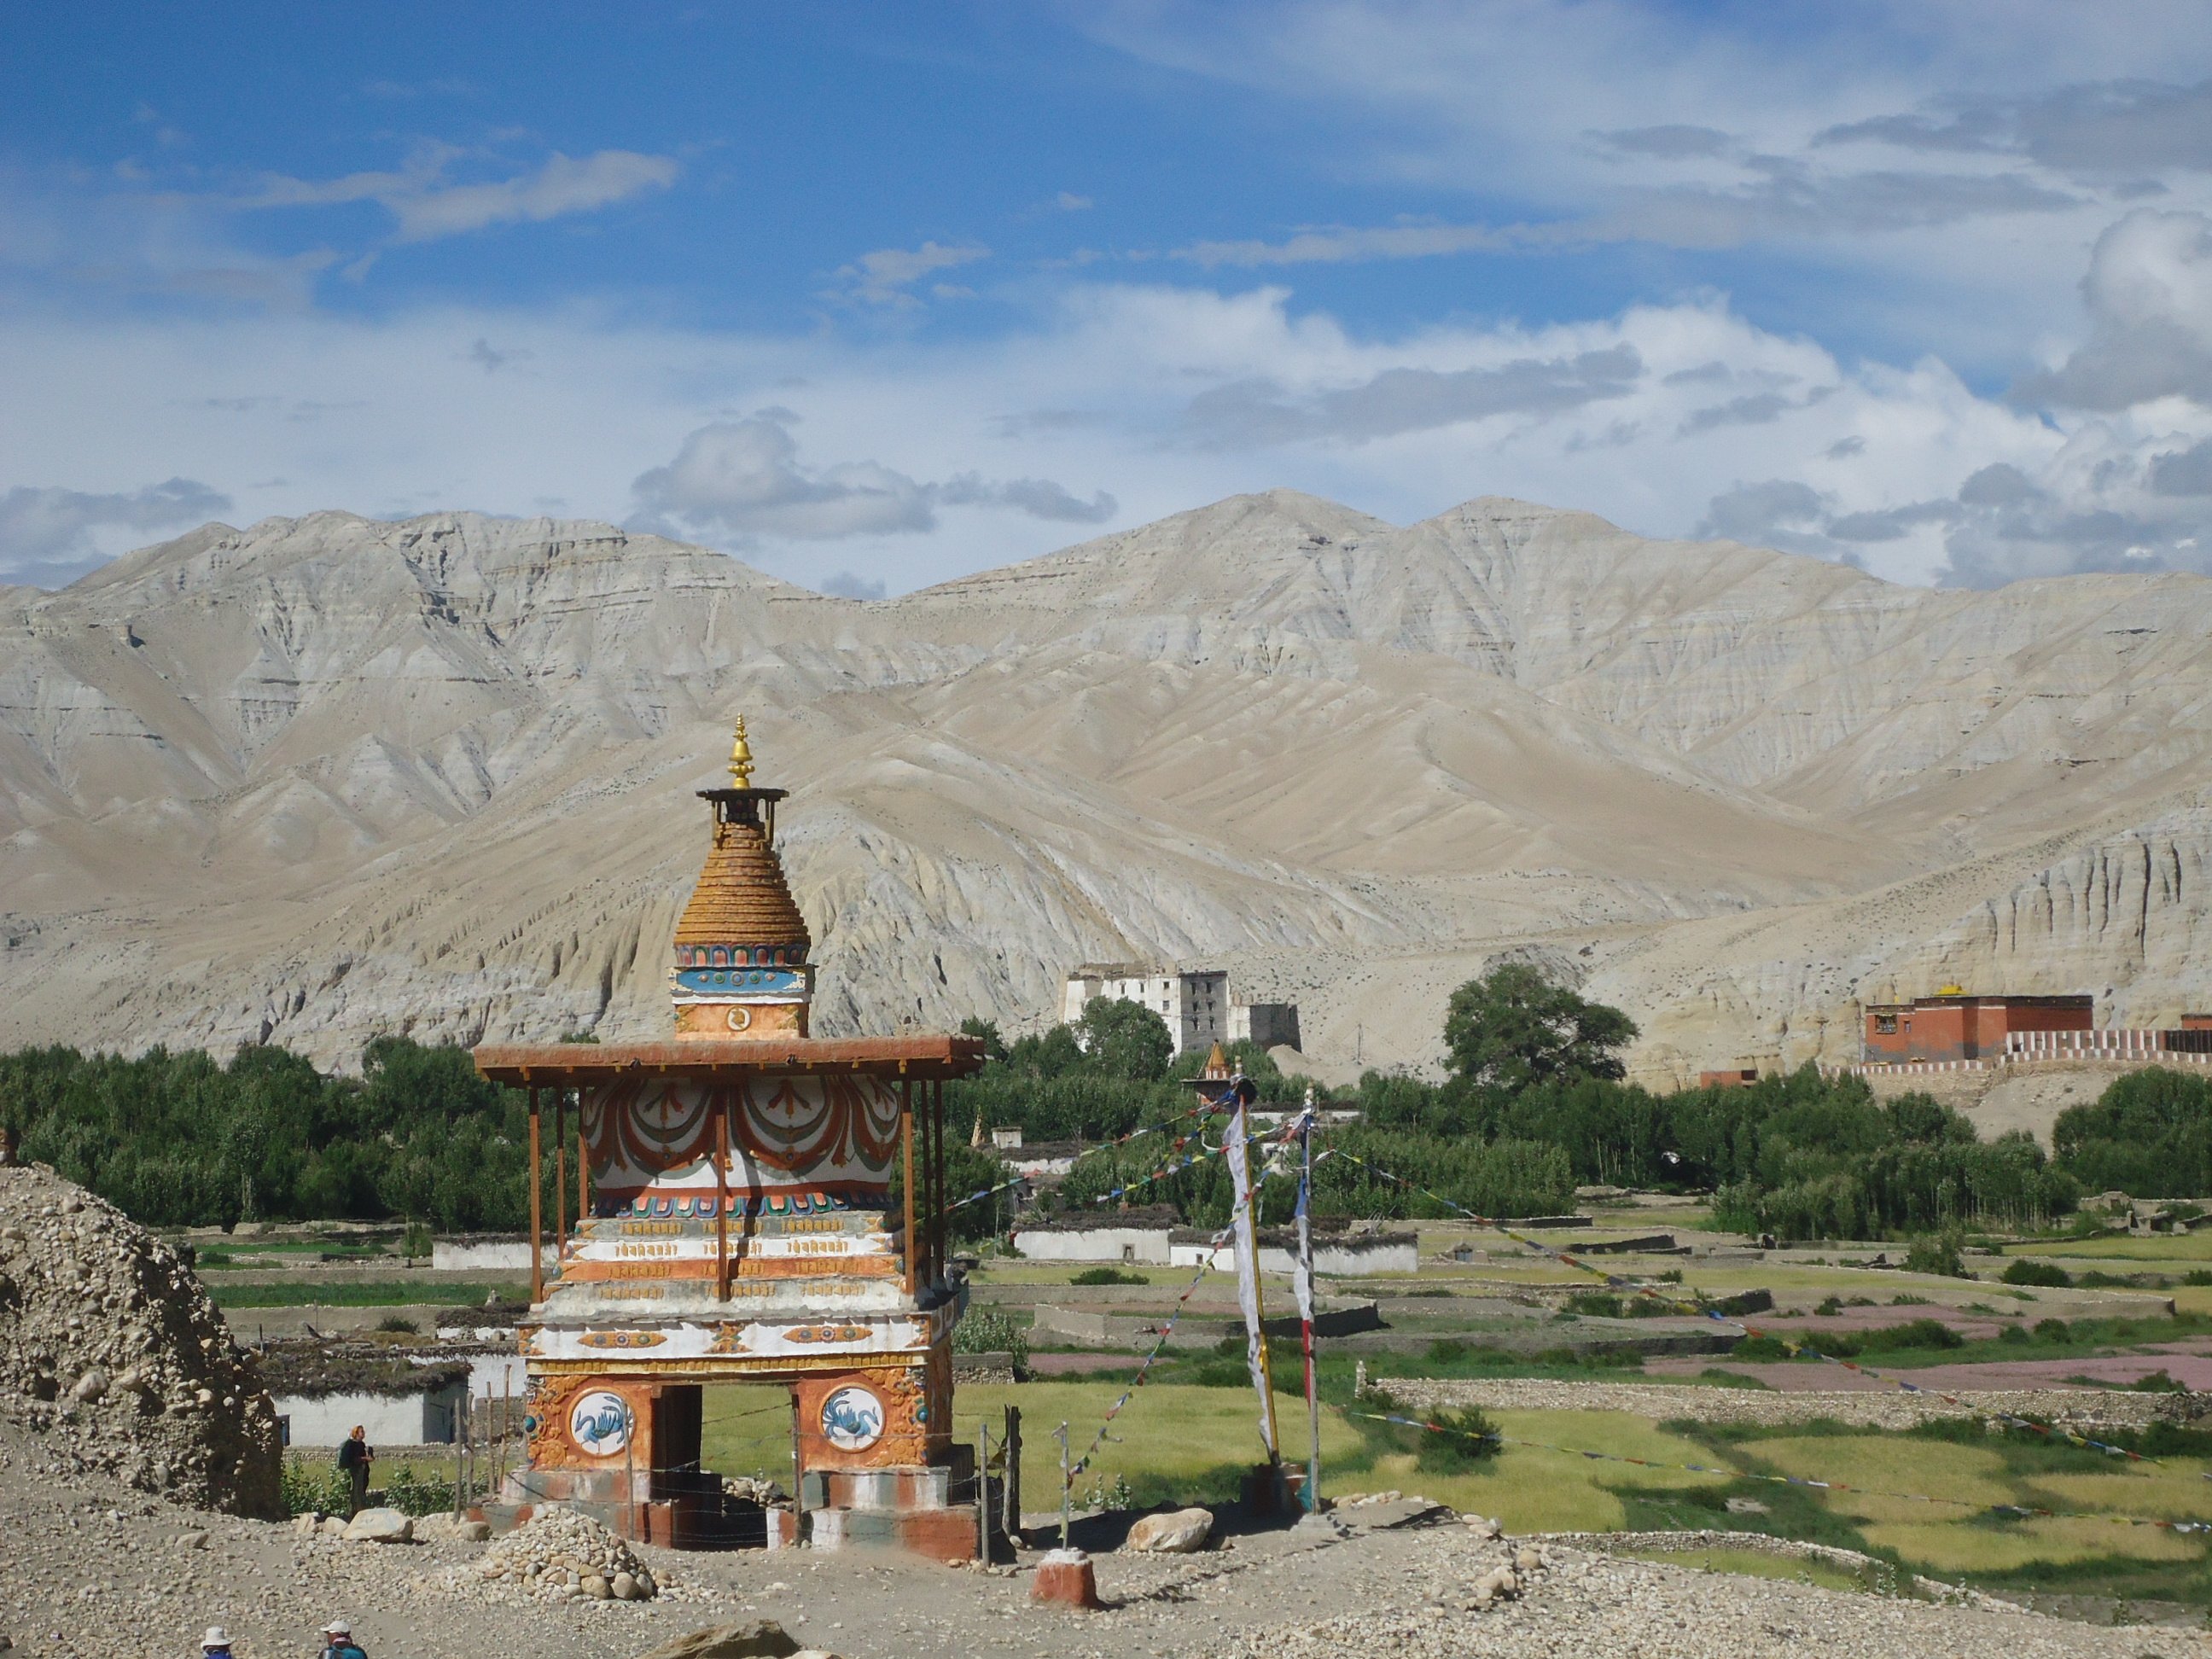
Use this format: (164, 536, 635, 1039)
(472, 720, 987, 1557)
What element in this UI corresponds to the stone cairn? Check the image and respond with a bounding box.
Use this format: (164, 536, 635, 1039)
(479, 1505, 660, 1602)
(0, 1163, 282, 1516)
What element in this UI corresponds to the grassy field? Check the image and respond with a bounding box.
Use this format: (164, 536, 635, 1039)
(698, 1366, 2212, 1603)
(700, 1382, 1725, 1528)
(2010, 1234, 2212, 1262)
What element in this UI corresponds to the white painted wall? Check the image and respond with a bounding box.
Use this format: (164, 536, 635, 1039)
(1062, 968, 1229, 1055)
(431, 1237, 559, 1272)
(276, 1383, 465, 1448)
(1167, 1239, 1418, 1276)
(1012, 1226, 1175, 1265)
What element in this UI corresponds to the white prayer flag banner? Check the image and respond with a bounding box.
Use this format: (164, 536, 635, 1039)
(1224, 1099, 1277, 1457)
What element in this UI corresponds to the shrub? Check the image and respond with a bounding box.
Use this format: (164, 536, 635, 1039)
(1866, 1318, 1965, 1351)
(1731, 1334, 1790, 1361)
(952, 1308, 1030, 1368)
(1903, 1231, 1967, 1278)
(384, 1463, 456, 1516)
(1566, 1292, 1624, 1318)
(281, 1456, 352, 1517)
(1814, 1295, 1842, 1317)
(1397, 1402, 1502, 1471)
(2000, 1323, 2029, 1344)
(1068, 1266, 1147, 1286)
(2000, 1259, 2072, 1288)
(370, 1314, 419, 1335)
(2032, 1318, 2073, 1343)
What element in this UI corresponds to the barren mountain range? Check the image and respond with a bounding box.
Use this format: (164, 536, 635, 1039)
(6, 491, 2212, 1086)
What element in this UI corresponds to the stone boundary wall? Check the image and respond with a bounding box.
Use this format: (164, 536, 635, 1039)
(1542, 1529, 2024, 1611)
(1382, 1377, 2182, 1430)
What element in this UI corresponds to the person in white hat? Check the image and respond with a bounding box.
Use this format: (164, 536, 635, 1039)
(318, 1618, 367, 1659)
(200, 1630, 233, 1658)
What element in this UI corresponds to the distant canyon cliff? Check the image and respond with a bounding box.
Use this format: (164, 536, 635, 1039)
(7, 492, 2212, 1084)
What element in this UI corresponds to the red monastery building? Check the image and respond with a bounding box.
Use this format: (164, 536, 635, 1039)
(471, 718, 987, 1557)
(1860, 992, 2092, 1063)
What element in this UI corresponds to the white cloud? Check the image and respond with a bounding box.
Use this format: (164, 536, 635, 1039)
(818, 570, 888, 600)
(2015, 209, 2212, 408)
(1087, 2, 2212, 367)
(1057, 191, 1094, 212)
(826, 241, 989, 307)
(0, 477, 232, 585)
(247, 146, 678, 243)
(631, 416, 935, 540)
(1177, 221, 1516, 269)
(5, 203, 2208, 596)
(628, 416, 1116, 544)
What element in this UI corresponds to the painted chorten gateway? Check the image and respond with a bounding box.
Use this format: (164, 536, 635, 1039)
(471, 718, 987, 1557)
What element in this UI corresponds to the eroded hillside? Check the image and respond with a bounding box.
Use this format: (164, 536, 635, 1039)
(5, 493, 2210, 1081)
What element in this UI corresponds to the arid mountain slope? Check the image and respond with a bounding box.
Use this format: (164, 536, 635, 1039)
(5, 494, 2211, 1081)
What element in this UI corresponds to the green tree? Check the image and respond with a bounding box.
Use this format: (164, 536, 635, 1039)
(958, 1016, 1009, 1063)
(1076, 998, 1174, 1083)
(1441, 964, 1638, 1092)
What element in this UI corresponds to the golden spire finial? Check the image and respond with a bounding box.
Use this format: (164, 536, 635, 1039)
(727, 715, 755, 788)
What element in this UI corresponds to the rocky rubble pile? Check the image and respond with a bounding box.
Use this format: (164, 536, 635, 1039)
(479, 1505, 659, 1602)
(0, 1163, 281, 1516)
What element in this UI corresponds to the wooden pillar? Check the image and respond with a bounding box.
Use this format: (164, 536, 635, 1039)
(930, 1078, 946, 1283)
(900, 1078, 917, 1295)
(554, 1091, 568, 1260)
(715, 1091, 732, 1303)
(578, 1092, 591, 1225)
(527, 1086, 544, 1304)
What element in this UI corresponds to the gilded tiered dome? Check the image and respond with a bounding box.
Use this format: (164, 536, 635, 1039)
(672, 818, 811, 963)
(669, 717, 814, 1038)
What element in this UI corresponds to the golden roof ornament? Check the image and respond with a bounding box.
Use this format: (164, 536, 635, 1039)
(727, 716, 755, 788)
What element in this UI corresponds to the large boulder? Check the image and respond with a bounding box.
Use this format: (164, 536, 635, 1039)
(1126, 1506, 1214, 1552)
(632, 1622, 799, 1659)
(0, 1165, 282, 1516)
(342, 1506, 415, 1543)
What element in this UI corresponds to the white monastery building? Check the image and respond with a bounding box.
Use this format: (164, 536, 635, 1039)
(1062, 963, 1298, 1057)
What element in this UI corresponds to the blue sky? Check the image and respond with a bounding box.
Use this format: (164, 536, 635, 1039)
(6, 3, 2212, 594)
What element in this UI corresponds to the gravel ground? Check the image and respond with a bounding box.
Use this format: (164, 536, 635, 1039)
(1228, 1527, 2209, 1659)
(1, 1426, 2201, 1659)
(1387, 1377, 2180, 1429)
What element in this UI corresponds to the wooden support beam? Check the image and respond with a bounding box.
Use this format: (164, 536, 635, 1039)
(930, 1078, 946, 1284)
(901, 1077, 917, 1295)
(554, 1090, 568, 1261)
(578, 1093, 590, 1226)
(716, 1092, 732, 1303)
(527, 1087, 544, 1305)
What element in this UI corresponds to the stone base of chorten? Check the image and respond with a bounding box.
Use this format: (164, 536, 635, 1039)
(799, 1446, 991, 1563)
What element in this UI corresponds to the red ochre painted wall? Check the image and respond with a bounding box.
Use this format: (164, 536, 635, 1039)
(1861, 996, 2093, 1062)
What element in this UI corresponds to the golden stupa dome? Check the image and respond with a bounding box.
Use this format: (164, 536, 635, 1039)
(672, 718, 811, 962)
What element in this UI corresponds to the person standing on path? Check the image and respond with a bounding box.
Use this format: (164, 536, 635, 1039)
(337, 1426, 372, 1516)
(318, 1618, 368, 1659)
